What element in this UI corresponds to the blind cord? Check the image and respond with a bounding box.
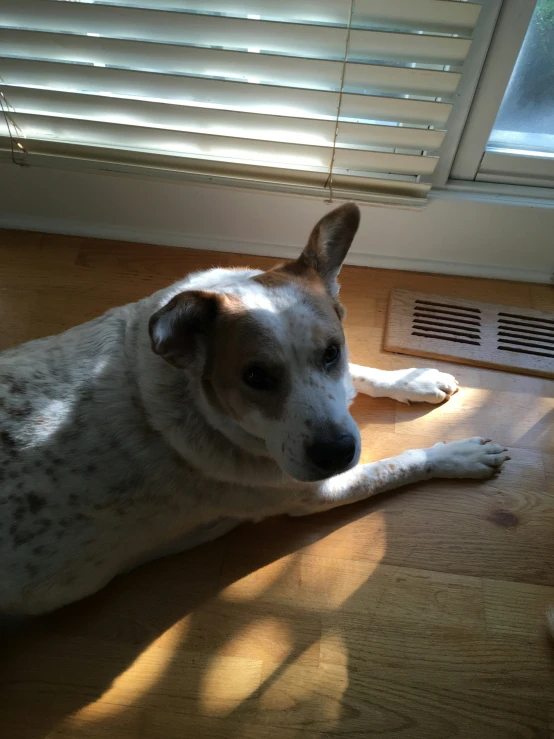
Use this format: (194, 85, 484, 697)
(325, 0, 355, 203)
(0, 88, 28, 167)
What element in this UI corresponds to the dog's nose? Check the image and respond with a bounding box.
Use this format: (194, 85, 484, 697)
(306, 434, 357, 473)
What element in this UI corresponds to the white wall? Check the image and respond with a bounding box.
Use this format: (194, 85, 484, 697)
(0, 162, 552, 283)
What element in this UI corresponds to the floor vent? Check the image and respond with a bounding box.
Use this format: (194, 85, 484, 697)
(384, 289, 554, 378)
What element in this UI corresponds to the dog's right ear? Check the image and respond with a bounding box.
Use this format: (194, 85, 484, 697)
(149, 290, 219, 366)
(283, 202, 360, 298)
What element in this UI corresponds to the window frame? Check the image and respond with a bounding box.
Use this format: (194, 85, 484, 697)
(448, 0, 554, 192)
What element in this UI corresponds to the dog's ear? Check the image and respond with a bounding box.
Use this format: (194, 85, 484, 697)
(149, 290, 219, 366)
(289, 202, 360, 297)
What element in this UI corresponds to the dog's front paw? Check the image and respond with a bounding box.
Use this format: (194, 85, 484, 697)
(389, 368, 458, 405)
(426, 437, 510, 479)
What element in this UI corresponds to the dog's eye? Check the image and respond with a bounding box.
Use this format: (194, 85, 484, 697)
(242, 366, 276, 391)
(323, 344, 340, 366)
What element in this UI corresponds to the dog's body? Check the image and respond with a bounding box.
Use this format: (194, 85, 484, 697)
(0, 204, 509, 616)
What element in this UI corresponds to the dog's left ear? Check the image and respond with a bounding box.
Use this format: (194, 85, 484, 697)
(149, 290, 219, 367)
(290, 202, 360, 297)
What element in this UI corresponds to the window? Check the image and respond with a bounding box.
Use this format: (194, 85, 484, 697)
(0, 1, 553, 205)
(481, 0, 554, 186)
(488, 0, 554, 157)
(452, 0, 554, 191)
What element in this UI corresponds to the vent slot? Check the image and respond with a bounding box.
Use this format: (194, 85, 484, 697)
(498, 328, 554, 341)
(413, 307, 481, 322)
(498, 346, 554, 359)
(385, 289, 554, 379)
(413, 320, 480, 340)
(499, 311, 554, 327)
(415, 299, 480, 314)
(411, 298, 482, 347)
(412, 331, 480, 346)
(414, 310, 481, 327)
(498, 332, 554, 348)
(498, 317, 554, 334)
(498, 338, 554, 354)
(497, 309, 554, 358)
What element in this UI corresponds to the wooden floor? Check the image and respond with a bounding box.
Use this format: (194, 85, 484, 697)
(1, 229, 554, 739)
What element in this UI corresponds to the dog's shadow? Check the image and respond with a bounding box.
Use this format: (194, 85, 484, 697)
(0, 493, 394, 739)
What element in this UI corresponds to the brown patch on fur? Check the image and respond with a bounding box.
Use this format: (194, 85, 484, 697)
(259, 264, 345, 344)
(203, 297, 291, 422)
(254, 268, 316, 291)
(255, 252, 347, 325)
(203, 265, 347, 425)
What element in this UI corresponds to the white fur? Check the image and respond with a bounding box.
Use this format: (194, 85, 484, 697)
(0, 268, 509, 616)
(350, 365, 459, 404)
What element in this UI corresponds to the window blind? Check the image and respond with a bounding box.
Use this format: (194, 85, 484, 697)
(0, 0, 485, 201)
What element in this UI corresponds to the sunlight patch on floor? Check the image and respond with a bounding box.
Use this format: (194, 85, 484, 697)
(94, 620, 189, 710)
(220, 554, 294, 602)
(220, 532, 385, 611)
(258, 645, 349, 724)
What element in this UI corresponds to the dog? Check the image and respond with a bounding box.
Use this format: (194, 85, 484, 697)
(0, 203, 510, 616)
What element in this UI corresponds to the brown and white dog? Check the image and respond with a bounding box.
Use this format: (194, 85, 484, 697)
(0, 203, 509, 616)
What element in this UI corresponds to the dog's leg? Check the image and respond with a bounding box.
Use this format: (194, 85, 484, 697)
(349, 363, 458, 405)
(290, 437, 509, 516)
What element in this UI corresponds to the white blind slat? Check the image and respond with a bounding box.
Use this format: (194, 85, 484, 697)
(5, 112, 438, 175)
(354, 0, 481, 35)
(345, 64, 459, 99)
(0, 29, 461, 99)
(0, 58, 453, 127)
(0, 2, 471, 65)
(0, 0, 489, 200)
(0, 127, 431, 197)
(46, 0, 481, 35)
(6, 87, 445, 152)
(349, 30, 469, 66)
(73, 1, 354, 26)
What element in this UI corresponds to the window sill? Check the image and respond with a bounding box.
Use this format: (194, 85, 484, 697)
(434, 179, 554, 210)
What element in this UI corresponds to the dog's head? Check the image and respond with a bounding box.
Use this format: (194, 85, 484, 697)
(149, 203, 361, 482)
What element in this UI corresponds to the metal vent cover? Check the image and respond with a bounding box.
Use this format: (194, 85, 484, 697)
(384, 289, 554, 379)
